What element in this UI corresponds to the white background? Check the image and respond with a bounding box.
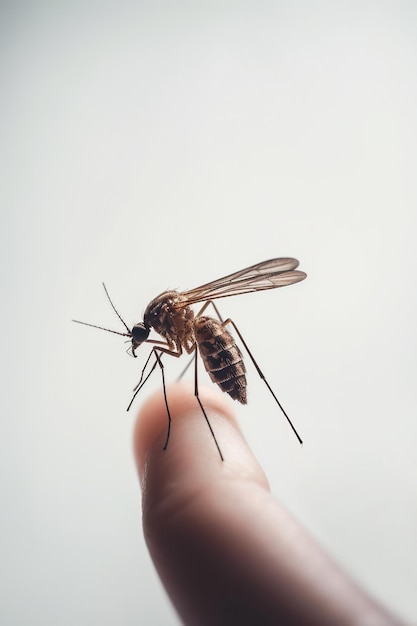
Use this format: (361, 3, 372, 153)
(1, 1, 416, 624)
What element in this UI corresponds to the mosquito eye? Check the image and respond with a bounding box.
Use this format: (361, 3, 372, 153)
(131, 323, 150, 343)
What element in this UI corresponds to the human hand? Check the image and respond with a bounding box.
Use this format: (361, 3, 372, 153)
(133, 382, 405, 626)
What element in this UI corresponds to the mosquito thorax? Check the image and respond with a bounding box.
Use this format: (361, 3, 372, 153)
(143, 291, 180, 330)
(143, 290, 194, 351)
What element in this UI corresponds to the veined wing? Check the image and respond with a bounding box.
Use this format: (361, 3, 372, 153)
(180, 258, 306, 305)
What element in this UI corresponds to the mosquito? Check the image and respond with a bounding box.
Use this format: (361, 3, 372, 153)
(73, 258, 306, 460)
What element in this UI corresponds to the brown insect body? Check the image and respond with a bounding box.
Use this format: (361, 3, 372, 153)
(143, 292, 247, 404)
(73, 258, 307, 459)
(143, 291, 195, 353)
(194, 316, 247, 404)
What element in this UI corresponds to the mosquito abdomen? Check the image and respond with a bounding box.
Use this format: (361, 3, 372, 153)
(194, 316, 247, 404)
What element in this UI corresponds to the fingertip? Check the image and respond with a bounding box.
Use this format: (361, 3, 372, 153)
(132, 390, 399, 626)
(133, 381, 268, 490)
(133, 381, 229, 472)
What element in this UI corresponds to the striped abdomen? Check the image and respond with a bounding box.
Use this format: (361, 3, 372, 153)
(194, 316, 247, 404)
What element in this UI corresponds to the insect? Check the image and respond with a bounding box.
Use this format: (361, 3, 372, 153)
(73, 258, 306, 460)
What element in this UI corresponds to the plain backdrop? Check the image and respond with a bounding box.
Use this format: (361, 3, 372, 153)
(1, 1, 416, 624)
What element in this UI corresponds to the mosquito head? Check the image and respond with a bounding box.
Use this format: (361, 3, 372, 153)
(131, 322, 150, 355)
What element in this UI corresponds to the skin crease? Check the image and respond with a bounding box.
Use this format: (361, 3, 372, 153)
(133, 382, 407, 626)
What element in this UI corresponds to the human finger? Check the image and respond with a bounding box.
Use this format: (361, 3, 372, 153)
(134, 383, 404, 626)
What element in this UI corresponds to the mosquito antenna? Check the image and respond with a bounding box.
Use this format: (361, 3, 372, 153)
(102, 282, 131, 334)
(72, 319, 131, 337)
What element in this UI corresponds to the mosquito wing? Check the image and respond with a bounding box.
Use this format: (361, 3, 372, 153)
(180, 258, 306, 305)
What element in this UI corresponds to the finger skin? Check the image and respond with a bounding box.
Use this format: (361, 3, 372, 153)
(133, 383, 405, 626)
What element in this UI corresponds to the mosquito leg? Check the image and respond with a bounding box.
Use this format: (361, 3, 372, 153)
(133, 348, 158, 392)
(193, 345, 224, 461)
(127, 343, 185, 448)
(194, 300, 224, 322)
(126, 347, 173, 449)
(174, 301, 224, 382)
(127, 352, 159, 411)
(174, 301, 217, 381)
(176, 350, 195, 382)
(127, 341, 183, 411)
(222, 318, 303, 446)
(153, 351, 173, 451)
(177, 306, 222, 382)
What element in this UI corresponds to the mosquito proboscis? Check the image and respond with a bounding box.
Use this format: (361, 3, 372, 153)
(73, 258, 307, 460)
